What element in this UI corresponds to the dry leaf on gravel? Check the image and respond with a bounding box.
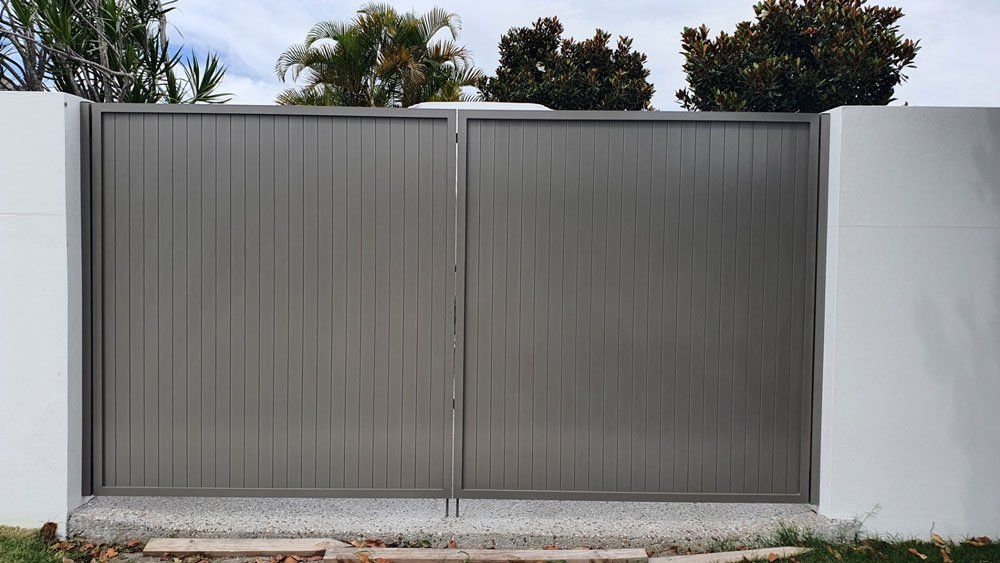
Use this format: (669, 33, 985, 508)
(767, 552, 779, 562)
(448, 539, 458, 549)
(907, 547, 928, 560)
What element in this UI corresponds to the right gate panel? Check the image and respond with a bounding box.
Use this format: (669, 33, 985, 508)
(457, 112, 819, 501)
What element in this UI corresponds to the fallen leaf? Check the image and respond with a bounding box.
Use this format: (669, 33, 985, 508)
(282, 557, 298, 563)
(358, 552, 372, 563)
(350, 540, 365, 548)
(543, 546, 558, 551)
(767, 552, 779, 562)
(126, 540, 142, 549)
(965, 537, 993, 547)
(825, 545, 842, 560)
(941, 547, 953, 563)
(448, 539, 458, 549)
(931, 533, 946, 547)
(104, 547, 118, 559)
(907, 548, 928, 560)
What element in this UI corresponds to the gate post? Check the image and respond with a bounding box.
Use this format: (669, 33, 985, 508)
(0, 92, 88, 531)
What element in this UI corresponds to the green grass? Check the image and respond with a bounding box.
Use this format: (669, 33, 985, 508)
(0, 527, 133, 563)
(755, 528, 1000, 563)
(4, 525, 999, 563)
(0, 527, 59, 563)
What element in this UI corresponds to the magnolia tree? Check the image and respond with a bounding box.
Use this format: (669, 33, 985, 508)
(478, 17, 655, 111)
(676, 0, 919, 113)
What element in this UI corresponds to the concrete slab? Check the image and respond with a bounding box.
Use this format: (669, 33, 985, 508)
(68, 497, 858, 553)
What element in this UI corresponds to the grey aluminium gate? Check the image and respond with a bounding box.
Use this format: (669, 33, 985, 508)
(83, 104, 457, 497)
(455, 111, 820, 502)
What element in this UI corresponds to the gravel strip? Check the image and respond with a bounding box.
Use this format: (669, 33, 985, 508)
(69, 496, 859, 553)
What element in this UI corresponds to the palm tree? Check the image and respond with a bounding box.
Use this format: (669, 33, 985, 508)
(0, 0, 228, 103)
(275, 3, 483, 107)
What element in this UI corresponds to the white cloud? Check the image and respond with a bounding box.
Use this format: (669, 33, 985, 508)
(167, 0, 1000, 109)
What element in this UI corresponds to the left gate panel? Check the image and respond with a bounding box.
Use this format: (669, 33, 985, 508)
(85, 104, 457, 497)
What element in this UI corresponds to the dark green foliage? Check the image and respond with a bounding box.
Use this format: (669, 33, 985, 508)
(676, 0, 919, 112)
(478, 17, 654, 110)
(275, 3, 483, 107)
(0, 0, 228, 103)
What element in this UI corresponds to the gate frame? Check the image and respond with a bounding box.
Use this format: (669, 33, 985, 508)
(453, 110, 823, 503)
(82, 103, 459, 498)
(83, 105, 824, 504)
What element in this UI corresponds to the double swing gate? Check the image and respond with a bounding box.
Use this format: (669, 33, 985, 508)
(83, 105, 822, 503)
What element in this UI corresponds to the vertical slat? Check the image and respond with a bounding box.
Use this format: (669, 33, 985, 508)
(169, 114, 188, 486)
(631, 122, 652, 491)
(520, 122, 540, 490)
(702, 122, 726, 492)
(185, 114, 203, 486)
(773, 124, 797, 493)
(415, 118, 434, 489)
(401, 119, 419, 489)
(200, 115, 218, 487)
(272, 116, 290, 488)
(127, 113, 144, 486)
(301, 117, 320, 489)
(673, 122, 695, 492)
(344, 117, 362, 489)
(229, 114, 247, 489)
(243, 115, 262, 489)
(659, 122, 682, 493)
(503, 121, 523, 490)
(155, 114, 173, 487)
(216, 115, 233, 488)
(433, 116, 451, 493)
(716, 122, 741, 493)
(314, 116, 333, 489)
(331, 117, 349, 489)
(644, 122, 667, 492)
(731, 122, 755, 494)
(549, 123, 569, 490)
(382, 117, 401, 490)
(141, 114, 158, 486)
(285, 115, 304, 488)
(358, 117, 376, 489)
(257, 115, 276, 489)
(107, 113, 124, 487)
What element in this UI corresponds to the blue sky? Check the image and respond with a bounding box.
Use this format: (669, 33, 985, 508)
(167, 0, 1000, 109)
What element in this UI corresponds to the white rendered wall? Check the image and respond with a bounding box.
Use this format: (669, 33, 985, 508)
(819, 106, 1000, 538)
(0, 92, 86, 529)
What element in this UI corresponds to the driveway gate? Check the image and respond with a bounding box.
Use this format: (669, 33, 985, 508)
(83, 105, 457, 496)
(455, 112, 819, 502)
(84, 106, 821, 502)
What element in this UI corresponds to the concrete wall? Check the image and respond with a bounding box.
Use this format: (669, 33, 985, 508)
(0, 92, 86, 529)
(819, 106, 1000, 538)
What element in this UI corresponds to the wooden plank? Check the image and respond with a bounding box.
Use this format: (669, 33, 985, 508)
(649, 546, 811, 563)
(323, 548, 648, 563)
(144, 538, 348, 557)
